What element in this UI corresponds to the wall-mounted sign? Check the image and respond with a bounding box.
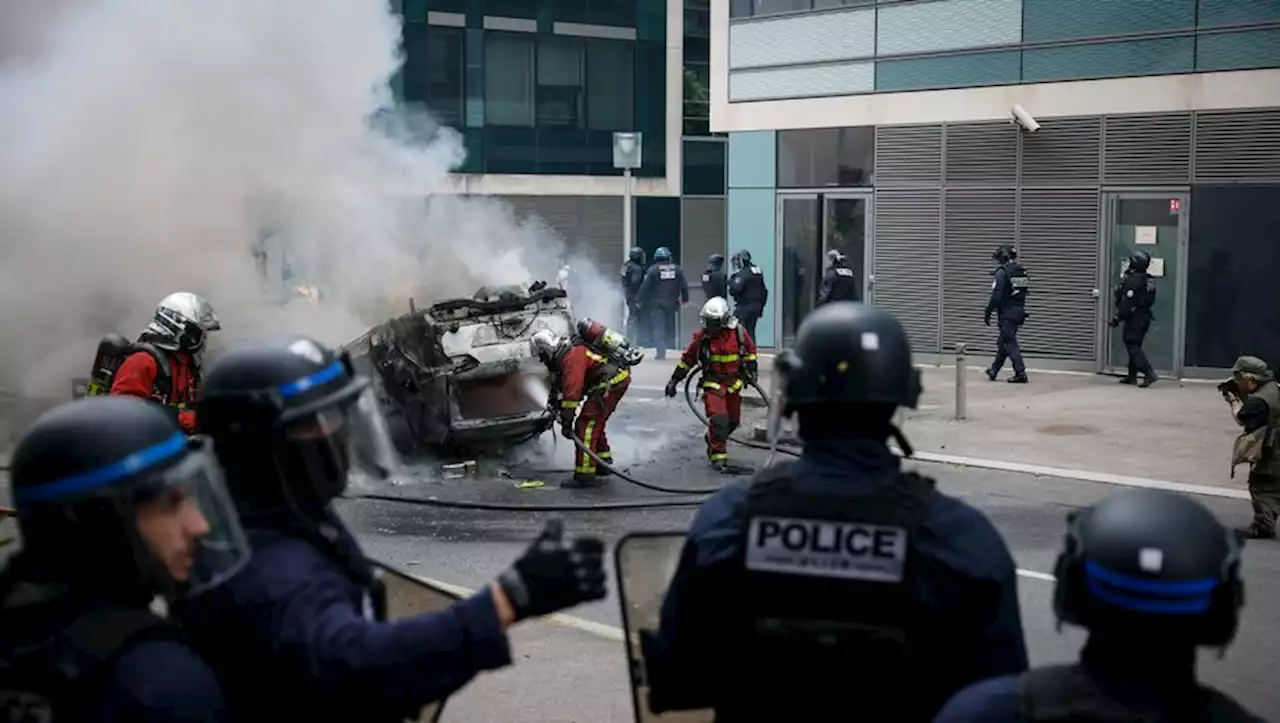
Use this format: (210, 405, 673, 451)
(1169, 198, 1181, 214)
(1135, 226, 1157, 245)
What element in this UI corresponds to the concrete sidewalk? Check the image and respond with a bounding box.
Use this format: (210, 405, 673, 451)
(631, 353, 1243, 494)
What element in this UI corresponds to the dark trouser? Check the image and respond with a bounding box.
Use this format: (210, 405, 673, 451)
(1247, 469, 1280, 535)
(625, 300, 643, 345)
(650, 307, 677, 359)
(1121, 314, 1156, 381)
(736, 305, 762, 344)
(990, 316, 1025, 376)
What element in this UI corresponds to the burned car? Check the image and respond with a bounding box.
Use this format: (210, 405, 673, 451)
(346, 282, 573, 457)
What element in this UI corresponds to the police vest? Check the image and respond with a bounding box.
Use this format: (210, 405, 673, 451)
(0, 606, 181, 722)
(1003, 262, 1030, 303)
(826, 267, 858, 300)
(1117, 272, 1156, 318)
(1020, 664, 1265, 722)
(718, 461, 937, 720)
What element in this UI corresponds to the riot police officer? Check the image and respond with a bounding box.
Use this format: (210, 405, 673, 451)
(934, 489, 1266, 722)
(0, 396, 249, 721)
(701, 253, 728, 301)
(179, 334, 608, 722)
(728, 249, 769, 343)
(984, 243, 1030, 384)
(1109, 250, 1159, 387)
(644, 302, 1028, 722)
(637, 246, 689, 360)
(817, 249, 858, 305)
(621, 246, 647, 343)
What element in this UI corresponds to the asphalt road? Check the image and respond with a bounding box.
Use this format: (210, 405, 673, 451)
(341, 391, 1280, 721)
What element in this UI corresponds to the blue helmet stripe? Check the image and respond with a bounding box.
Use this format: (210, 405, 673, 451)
(1084, 560, 1218, 596)
(1086, 579, 1212, 615)
(14, 432, 187, 505)
(277, 360, 344, 398)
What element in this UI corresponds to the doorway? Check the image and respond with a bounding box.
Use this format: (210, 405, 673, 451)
(776, 192, 872, 349)
(1100, 192, 1188, 377)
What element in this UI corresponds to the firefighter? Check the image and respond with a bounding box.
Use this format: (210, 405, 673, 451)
(664, 297, 758, 472)
(531, 327, 632, 488)
(110, 292, 221, 434)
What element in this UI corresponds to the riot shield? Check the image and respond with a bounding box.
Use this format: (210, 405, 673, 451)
(369, 561, 463, 723)
(614, 532, 714, 723)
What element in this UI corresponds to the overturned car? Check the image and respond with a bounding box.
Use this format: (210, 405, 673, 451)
(346, 282, 573, 457)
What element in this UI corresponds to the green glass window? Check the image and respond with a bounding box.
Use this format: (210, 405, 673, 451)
(585, 39, 635, 131)
(1022, 0, 1196, 43)
(1023, 37, 1194, 83)
(683, 140, 727, 196)
(876, 50, 1020, 92)
(1197, 27, 1280, 71)
(426, 27, 465, 127)
(536, 37, 585, 128)
(1198, 0, 1280, 28)
(484, 33, 535, 127)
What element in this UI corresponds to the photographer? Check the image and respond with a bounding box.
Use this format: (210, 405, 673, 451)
(1219, 355, 1280, 540)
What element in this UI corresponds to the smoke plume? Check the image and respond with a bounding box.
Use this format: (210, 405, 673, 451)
(0, 0, 623, 398)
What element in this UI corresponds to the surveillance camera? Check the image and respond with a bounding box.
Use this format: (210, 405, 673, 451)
(1011, 104, 1040, 133)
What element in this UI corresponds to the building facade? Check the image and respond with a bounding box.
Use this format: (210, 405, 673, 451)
(395, 0, 727, 337)
(715, 0, 1280, 375)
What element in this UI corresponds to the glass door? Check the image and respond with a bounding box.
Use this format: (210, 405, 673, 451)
(1101, 193, 1188, 376)
(822, 194, 872, 302)
(777, 195, 822, 348)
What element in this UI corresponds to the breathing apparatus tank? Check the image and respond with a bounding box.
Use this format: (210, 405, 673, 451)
(575, 318, 644, 367)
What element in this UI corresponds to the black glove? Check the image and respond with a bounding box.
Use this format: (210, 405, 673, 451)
(1108, 317, 1119, 328)
(664, 379, 678, 398)
(742, 362, 758, 383)
(1218, 379, 1240, 403)
(984, 313, 991, 326)
(559, 413, 574, 439)
(496, 519, 606, 621)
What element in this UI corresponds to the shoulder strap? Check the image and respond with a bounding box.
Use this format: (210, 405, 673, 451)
(132, 343, 173, 396)
(61, 606, 181, 678)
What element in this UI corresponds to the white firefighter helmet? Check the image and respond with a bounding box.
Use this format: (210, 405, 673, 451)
(530, 329, 567, 365)
(146, 292, 221, 352)
(700, 296, 734, 330)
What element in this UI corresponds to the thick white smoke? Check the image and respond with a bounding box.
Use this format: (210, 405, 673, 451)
(0, 0, 622, 398)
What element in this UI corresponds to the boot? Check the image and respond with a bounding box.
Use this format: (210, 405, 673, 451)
(1235, 524, 1275, 540)
(562, 474, 604, 489)
(985, 367, 998, 381)
(1139, 374, 1159, 388)
(1118, 376, 1136, 385)
(1007, 373, 1028, 384)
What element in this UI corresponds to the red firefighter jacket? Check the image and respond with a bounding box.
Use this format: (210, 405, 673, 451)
(557, 344, 630, 415)
(111, 350, 200, 433)
(675, 326, 758, 395)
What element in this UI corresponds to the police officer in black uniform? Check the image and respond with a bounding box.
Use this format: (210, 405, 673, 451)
(934, 488, 1266, 722)
(179, 334, 608, 723)
(817, 249, 859, 306)
(621, 246, 647, 344)
(0, 395, 250, 722)
(985, 243, 1030, 384)
(644, 302, 1028, 722)
(637, 246, 689, 360)
(1109, 250, 1159, 388)
(701, 253, 728, 301)
(728, 249, 769, 343)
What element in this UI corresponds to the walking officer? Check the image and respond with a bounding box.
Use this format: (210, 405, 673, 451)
(0, 395, 250, 722)
(934, 488, 1266, 722)
(179, 334, 608, 723)
(1109, 250, 1159, 387)
(637, 246, 689, 360)
(621, 246, 647, 343)
(728, 249, 768, 343)
(817, 249, 859, 306)
(984, 243, 1030, 384)
(701, 253, 728, 301)
(644, 302, 1028, 722)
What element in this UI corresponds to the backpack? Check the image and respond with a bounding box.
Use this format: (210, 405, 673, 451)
(74, 335, 172, 402)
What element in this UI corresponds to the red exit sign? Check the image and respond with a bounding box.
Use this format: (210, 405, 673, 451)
(1169, 198, 1181, 213)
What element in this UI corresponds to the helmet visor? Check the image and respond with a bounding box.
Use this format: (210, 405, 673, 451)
(282, 387, 401, 484)
(153, 438, 251, 598)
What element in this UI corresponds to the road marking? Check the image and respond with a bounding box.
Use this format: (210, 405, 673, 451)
(412, 569, 1053, 642)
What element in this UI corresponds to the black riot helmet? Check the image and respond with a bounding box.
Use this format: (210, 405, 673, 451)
(653, 246, 672, 263)
(777, 302, 921, 412)
(707, 253, 725, 270)
(992, 243, 1017, 264)
(1128, 250, 1152, 273)
(731, 249, 752, 271)
(628, 246, 645, 264)
(197, 335, 401, 519)
(8, 396, 250, 602)
(1052, 489, 1244, 648)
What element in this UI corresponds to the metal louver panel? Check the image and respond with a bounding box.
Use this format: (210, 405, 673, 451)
(680, 198, 727, 336)
(503, 196, 623, 269)
(872, 189, 941, 353)
(1103, 113, 1192, 186)
(943, 122, 1018, 187)
(874, 125, 943, 187)
(1016, 189, 1099, 360)
(1193, 109, 1280, 183)
(942, 189, 1016, 354)
(1020, 117, 1101, 188)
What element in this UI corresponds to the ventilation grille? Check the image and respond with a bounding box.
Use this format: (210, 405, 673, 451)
(942, 189, 1017, 354)
(1020, 117, 1101, 188)
(504, 196, 623, 266)
(872, 190, 941, 353)
(1103, 113, 1192, 186)
(1016, 189, 1100, 360)
(944, 122, 1019, 187)
(874, 125, 943, 187)
(1193, 109, 1280, 184)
